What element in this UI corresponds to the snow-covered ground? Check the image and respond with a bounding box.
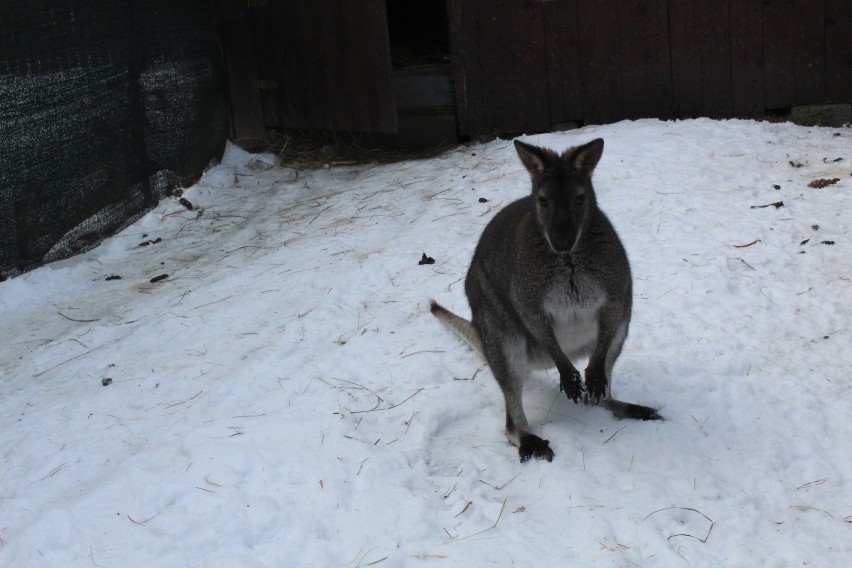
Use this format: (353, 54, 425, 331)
(1, 119, 850, 567)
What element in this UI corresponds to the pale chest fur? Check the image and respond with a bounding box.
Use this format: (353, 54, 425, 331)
(542, 278, 604, 360)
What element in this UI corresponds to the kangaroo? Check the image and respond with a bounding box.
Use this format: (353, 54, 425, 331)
(431, 138, 661, 463)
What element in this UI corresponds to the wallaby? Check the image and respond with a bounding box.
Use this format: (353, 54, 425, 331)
(431, 138, 661, 463)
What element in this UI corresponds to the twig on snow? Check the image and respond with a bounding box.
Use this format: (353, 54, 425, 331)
(455, 363, 487, 381)
(796, 478, 827, 491)
(790, 505, 833, 518)
(33, 327, 137, 378)
(58, 311, 99, 323)
(41, 462, 69, 481)
(351, 388, 424, 414)
(602, 425, 627, 445)
(127, 513, 158, 525)
(750, 201, 784, 209)
(480, 473, 520, 491)
(89, 546, 105, 568)
(400, 348, 444, 358)
(442, 482, 458, 500)
(641, 507, 715, 543)
(192, 295, 234, 310)
(386, 410, 419, 445)
(449, 499, 507, 542)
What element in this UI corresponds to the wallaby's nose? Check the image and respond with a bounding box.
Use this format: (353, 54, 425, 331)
(549, 234, 574, 253)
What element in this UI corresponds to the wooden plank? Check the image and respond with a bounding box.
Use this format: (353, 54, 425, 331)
(447, 0, 549, 135)
(824, 0, 852, 102)
(699, 0, 733, 116)
(577, 0, 623, 124)
(792, 0, 826, 104)
(668, 0, 703, 118)
(446, 0, 472, 134)
(542, 0, 583, 124)
(503, 0, 550, 132)
(448, 0, 497, 134)
(763, 0, 795, 109)
(486, 0, 517, 131)
(730, 0, 764, 116)
(253, 0, 397, 133)
(617, 0, 672, 119)
(217, 0, 265, 142)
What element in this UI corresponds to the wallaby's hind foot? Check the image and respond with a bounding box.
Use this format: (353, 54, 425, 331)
(600, 399, 663, 421)
(519, 434, 554, 463)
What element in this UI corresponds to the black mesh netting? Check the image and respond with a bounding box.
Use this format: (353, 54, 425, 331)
(0, 1, 230, 278)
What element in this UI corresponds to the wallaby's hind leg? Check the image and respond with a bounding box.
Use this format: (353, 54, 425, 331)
(475, 315, 554, 462)
(586, 310, 664, 421)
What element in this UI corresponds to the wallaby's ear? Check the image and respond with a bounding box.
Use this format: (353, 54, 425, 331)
(514, 140, 552, 176)
(563, 138, 604, 175)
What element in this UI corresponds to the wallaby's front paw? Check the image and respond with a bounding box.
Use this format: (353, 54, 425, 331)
(584, 370, 607, 403)
(559, 368, 584, 403)
(518, 434, 554, 463)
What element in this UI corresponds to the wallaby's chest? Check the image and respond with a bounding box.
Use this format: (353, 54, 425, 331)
(543, 276, 603, 320)
(541, 273, 604, 357)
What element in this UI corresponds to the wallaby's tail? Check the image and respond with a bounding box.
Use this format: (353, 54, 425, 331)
(429, 299, 484, 357)
(599, 399, 663, 421)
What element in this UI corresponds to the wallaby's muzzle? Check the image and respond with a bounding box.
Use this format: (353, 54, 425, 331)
(541, 206, 585, 254)
(545, 230, 576, 254)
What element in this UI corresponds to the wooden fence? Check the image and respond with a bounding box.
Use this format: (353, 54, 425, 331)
(449, 0, 852, 134)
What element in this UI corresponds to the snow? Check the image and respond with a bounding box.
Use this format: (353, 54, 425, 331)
(1, 119, 850, 567)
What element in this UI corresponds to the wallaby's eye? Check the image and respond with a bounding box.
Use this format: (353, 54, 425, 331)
(576, 194, 586, 205)
(537, 196, 549, 208)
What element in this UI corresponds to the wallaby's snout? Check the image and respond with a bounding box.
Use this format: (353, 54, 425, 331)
(538, 193, 585, 254)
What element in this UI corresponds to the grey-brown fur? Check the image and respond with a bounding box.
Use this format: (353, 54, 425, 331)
(431, 138, 661, 463)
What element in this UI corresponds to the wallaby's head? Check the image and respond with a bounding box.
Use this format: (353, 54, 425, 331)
(514, 138, 604, 254)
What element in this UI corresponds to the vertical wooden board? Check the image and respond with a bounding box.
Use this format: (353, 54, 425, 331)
(447, 0, 549, 135)
(465, 0, 507, 133)
(792, 0, 826, 104)
(617, 0, 672, 119)
(698, 0, 733, 116)
(254, 1, 397, 133)
(486, 0, 522, 132)
(446, 0, 474, 134)
(483, 0, 549, 134)
(543, 0, 583, 124)
(730, 0, 765, 116)
(824, 0, 852, 102)
(577, 0, 623, 124)
(459, 0, 494, 132)
(502, 0, 550, 132)
(668, 0, 703, 117)
(763, 0, 795, 109)
(217, 0, 265, 141)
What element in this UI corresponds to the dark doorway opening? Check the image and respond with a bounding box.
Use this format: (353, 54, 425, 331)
(383, 1, 456, 148)
(386, 1, 450, 69)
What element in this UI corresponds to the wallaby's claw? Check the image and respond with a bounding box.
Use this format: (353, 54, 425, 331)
(584, 371, 607, 403)
(518, 434, 554, 463)
(584, 390, 606, 406)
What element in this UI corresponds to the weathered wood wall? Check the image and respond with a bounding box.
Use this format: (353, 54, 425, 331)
(448, 0, 852, 135)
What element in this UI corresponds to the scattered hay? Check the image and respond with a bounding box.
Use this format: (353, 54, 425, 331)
(267, 129, 454, 169)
